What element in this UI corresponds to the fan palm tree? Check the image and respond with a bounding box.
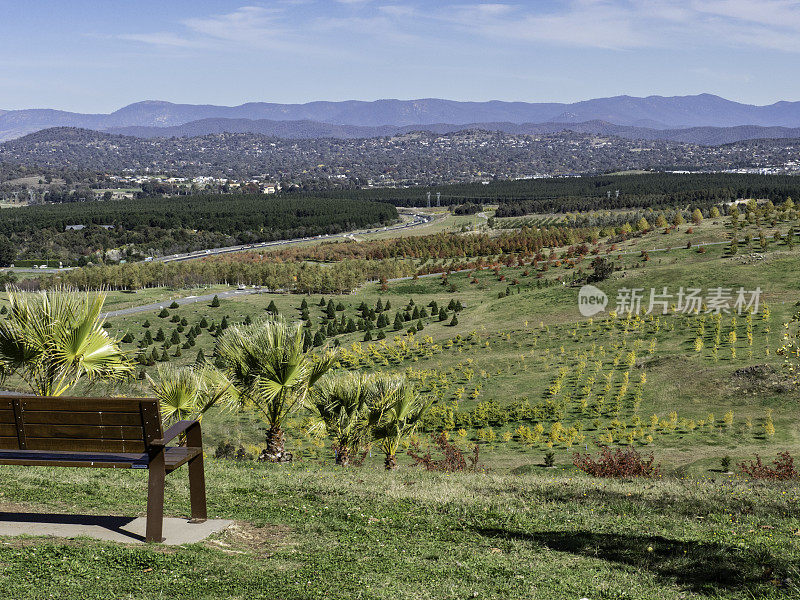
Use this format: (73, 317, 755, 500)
(215, 317, 337, 461)
(369, 375, 431, 470)
(0, 287, 134, 396)
(146, 363, 235, 425)
(305, 372, 371, 466)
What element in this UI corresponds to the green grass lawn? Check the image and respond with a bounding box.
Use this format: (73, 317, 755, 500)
(0, 462, 798, 599)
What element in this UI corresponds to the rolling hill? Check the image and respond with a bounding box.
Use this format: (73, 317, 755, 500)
(3, 94, 800, 142)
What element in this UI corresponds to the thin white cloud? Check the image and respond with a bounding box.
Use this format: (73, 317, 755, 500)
(115, 1, 800, 56)
(117, 32, 202, 48)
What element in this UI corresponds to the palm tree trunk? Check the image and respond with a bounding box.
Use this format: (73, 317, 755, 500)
(335, 447, 350, 466)
(384, 454, 397, 470)
(260, 425, 290, 462)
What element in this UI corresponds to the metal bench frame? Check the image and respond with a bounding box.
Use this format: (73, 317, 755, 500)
(0, 396, 207, 543)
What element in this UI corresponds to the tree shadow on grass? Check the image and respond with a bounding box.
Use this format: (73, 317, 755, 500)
(476, 527, 789, 596)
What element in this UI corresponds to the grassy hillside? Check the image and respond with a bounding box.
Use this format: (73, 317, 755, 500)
(6, 212, 789, 472)
(0, 463, 797, 599)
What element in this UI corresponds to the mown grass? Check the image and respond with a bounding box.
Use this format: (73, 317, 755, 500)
(0, 462, 798, 599)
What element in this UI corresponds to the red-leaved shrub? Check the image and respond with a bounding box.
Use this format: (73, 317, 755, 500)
(738, 452, 798, 480)
(573, 447, 660, 478)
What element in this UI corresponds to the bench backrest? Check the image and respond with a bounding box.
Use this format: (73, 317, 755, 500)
(0, 396, 163, 453)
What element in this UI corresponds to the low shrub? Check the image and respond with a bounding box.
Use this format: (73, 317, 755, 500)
(408, 432, 481, 472)
(738, 451, 798, 480)
(573, 447, 660, 478)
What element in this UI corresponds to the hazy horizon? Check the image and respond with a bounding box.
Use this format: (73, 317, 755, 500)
(5, 93, 800, 115)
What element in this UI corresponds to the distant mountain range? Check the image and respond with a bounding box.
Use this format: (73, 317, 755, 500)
(3, 94, 800, 144)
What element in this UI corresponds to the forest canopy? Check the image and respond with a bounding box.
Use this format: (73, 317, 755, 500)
(0, 193, 398, 262)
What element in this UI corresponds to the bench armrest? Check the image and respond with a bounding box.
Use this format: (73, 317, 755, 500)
(152, 420, 201, 447)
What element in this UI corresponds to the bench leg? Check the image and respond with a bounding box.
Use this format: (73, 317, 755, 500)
(186, 424, 207, 523)
(187, 452, 207, 523)
(146, 451, 166, 543)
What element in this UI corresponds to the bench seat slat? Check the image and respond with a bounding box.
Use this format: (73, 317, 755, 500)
(20, 411, 143, 427)
(19, 398, 153, 412)
(25, 424, 144, 440)
(0, 447, 201, 471)
(24, 438, 146, 453)
(0, 436, 19, 449)
(0, 410, 15, 424)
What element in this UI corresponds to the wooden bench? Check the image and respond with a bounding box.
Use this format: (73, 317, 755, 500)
(0, 396, 206, 543)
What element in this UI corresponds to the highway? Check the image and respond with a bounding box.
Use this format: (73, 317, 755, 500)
(156, 211, 437, 263)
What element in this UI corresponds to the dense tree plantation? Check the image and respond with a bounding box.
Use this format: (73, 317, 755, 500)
(39, 258, 415, 293)
(0, 193, 397, 261)
(287, 172, 800, 210)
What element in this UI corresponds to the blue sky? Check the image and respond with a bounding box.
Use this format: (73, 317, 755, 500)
(2, 0, 799, 112)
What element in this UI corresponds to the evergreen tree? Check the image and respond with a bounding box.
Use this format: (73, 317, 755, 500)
(196, 349, 206, 364)
(158, 308, 169, 318)
(363, 330, 373, 342)
(121, 332, 134, 343)
(169, 301, 180, 309)
(300, 298, 308, 310)
(377, 330, 386, 340)
(199, 316, 209, 328)
(170, 330, 180, 344)
(220, 316, 229, 330)
(143, 319, 151, 328)
(376, 298, 383, 312)
(449, 314, 459, 326)
(313, 330, 326, 346)
(439, 307, 448, 321)
(154, 328, 165, 342)
(393, 313, 404, 330)
(416, 319, 424, 331)
(210, 295, 220, 308)
(267, 300, 278, 314)
(244, 314, 253, 325)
